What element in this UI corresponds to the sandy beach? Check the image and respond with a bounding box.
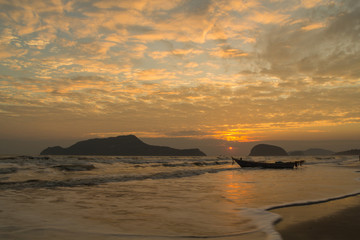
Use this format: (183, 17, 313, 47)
(272, 195, 360, 240)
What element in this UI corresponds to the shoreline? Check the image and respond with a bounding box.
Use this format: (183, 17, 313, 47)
(271, 195, 360, 240)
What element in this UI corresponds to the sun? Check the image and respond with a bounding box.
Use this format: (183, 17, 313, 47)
(228, 146, 233, 150)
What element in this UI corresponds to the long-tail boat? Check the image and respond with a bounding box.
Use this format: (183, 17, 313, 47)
(232, 157, 304, 169)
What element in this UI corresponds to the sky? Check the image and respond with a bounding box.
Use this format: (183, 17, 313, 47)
(0, 0, 359, 155)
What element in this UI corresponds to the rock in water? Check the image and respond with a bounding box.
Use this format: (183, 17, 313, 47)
(249, 144, 288, 156)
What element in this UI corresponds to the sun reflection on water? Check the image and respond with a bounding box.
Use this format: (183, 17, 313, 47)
(221, 171, 257, 206)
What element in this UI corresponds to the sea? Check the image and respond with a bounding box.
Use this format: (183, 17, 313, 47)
(0, 155, 359, 240)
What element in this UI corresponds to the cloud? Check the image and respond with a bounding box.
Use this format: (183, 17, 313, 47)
(149, 48, 203, 59)
(0, 28, 27, 59)
(93, 0, 147, 10)
(247, 11, 289, 25)
(210, 45, 248, 58)
(26, 39, 50, 49)
(130, 69, 177, 82)
(184, 62, 199, 68)
(0, 28, 18, 45)
(255, 3, 360, 82)
(219, 0, 260, 12)
(0, 0, 359, 143)
(167, 130, 209, 137)
(93, 0, 181, 12)
(0, 45, 27, 59)
(301, 22, 326, 31)
(300, 0, 325, 9)
(1, 72, 359, 141)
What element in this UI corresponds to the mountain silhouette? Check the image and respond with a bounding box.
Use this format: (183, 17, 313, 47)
(334, 149, 360, 155)
(40, 135, 206, 156)
(289, 148, 334, 156)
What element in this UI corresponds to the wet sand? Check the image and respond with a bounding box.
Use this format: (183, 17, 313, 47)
(272, 195, 360, 240)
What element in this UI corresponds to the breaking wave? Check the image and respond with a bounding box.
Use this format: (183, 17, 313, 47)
(0, 166, 235, 190)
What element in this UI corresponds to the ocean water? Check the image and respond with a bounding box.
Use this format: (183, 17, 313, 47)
(0, 155, 359, 240)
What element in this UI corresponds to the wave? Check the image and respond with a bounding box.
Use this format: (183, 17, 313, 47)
(265, 191, 360, 211)
(0, 167, 236, 190)
(235, 192, 360, 240)
(0, 155, 230, 165)
(238, 208, 282, 240)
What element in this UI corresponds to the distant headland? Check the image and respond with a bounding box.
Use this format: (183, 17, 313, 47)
(248, 144, 359, 156)
(40, 135, 206, 156)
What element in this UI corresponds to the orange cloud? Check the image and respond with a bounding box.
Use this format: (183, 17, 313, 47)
(131, 69, 177, 81)
(0, 45, 27, 59)
(210, 46, 248, 58)
(149, 48, 203, 59)
(300, 0, 324, 8)
(94, 0, 182, 12)
(248, 11, 289, 24)
(184, 62, 199, 68)
(301, 22, 326, 31)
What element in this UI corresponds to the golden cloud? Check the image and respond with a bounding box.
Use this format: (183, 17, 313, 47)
(300, 0, 325, 9)
(219, 0, 260, 12)
(131, 69, 177, 81)
(184, 62, 199, 68)
(248, 11, 289, 24)
(94, 0, 182, 12)
(0, 45, 27, 59)
(301, 22, 326, 31)
(149, 48, 203, 59)
(210, 46, 248, 58)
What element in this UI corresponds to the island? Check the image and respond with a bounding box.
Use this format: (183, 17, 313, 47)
(40, 135, 206, 156)
(288, 148, 334, 156)
(334, 149, 360, 155)
(249, 144, 288, 156)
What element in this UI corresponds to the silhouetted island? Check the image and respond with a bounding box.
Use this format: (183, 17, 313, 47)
(249, 144, 288, 156)
(289, 148, 334, 156)
(334, 149, 360, 155)
(40, 135, 206, 156)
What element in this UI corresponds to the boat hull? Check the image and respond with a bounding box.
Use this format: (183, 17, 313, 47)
(232, 157, 303, 169)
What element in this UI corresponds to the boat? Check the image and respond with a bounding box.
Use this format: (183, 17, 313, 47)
(231, 157, 304, 169)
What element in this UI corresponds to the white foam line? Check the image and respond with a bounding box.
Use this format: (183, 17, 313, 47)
(237, 190, 360, 240)
(265, 191, 360, 211)
(237, 208, 282, 240)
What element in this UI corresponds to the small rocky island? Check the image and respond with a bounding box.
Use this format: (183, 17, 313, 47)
(249, 144, 288, 156)
(40, 135, 206, 156)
